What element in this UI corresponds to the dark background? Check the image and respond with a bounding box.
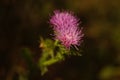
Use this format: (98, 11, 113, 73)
(0, 0, 120, 80)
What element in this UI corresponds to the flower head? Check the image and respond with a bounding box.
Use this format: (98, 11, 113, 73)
(50, 10, 84, 49)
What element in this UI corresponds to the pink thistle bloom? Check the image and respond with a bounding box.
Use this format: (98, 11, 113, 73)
(50, 10, 84, 49)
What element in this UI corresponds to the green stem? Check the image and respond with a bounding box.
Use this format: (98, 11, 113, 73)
(43, 58, 60, 66)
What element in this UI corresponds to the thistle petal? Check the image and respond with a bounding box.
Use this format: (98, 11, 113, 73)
(50, 10, 84, 49)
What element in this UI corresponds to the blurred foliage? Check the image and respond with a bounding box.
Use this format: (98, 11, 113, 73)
(0, 0, 120, 80)
(39, 38, 69, 75)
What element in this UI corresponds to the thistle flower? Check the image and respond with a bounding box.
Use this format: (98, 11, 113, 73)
(50, 10, 84, 49)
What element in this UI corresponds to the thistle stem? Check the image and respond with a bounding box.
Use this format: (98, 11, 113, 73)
(43, 58, 60, 66)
